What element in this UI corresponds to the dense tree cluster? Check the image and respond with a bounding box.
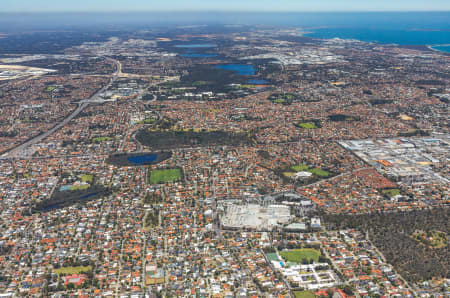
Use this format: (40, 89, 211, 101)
(136, 129, 254, 150)
(32, 185, 109, 213)
(324, 208, 450, 282)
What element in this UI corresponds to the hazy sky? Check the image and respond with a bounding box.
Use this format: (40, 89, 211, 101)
(2, 0, 450, 12)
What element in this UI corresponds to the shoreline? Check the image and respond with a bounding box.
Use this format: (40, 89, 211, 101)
(305, 30, 450, 54)
(427, 44, 450, 53)
(302, 27, 450, 54)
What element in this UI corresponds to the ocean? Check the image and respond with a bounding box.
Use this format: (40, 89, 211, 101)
(0, 12, 449, 51)
(304, 27, 450, 52)
(429, 45, 450, 53)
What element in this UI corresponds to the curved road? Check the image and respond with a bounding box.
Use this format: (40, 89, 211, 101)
(2, 58, 121, 159)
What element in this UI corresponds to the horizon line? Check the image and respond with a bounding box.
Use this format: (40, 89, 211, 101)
(1, 10, 450, 14)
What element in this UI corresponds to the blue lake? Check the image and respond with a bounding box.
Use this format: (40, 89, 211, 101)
(181, 53, 217, 58)
(248, 79, 268, 84)
(127, 154, 158, 165)
(174, 44, 217, 48)
(216, 64, 255, 76)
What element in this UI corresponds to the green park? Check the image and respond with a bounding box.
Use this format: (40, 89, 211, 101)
(148, 168, 182, 184)
(280, 248, 321, 264)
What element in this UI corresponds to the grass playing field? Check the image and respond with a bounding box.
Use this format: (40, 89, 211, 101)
(54, 266, 92, 276)
(70, 184, 90, 191)
(298, 122, 318, 129)
(309, 168, 331, 177)
(283, 172, 296, 177)
(45, 86, 57, 92)
(149, 168, 182, 184)
(291, 164, 310, 172)
(381, 188, 401, 197)
(92, 136, 112, 143)
(294, 291, 316, 298)
(290, 164, 331, 178)
(80, 174, 93, 183)
(279, 248, 321, 263)
(138, 117, 156, 124)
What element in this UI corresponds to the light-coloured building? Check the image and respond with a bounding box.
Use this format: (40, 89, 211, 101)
(221, 203, 291, 230)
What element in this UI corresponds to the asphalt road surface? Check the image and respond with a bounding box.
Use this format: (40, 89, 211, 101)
(2, 58, 121, 159)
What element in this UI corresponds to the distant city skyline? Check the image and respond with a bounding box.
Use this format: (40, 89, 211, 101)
(2, 0, 450, 12)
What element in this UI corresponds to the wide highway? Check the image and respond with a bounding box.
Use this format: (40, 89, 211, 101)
(2, 58, 121, 159)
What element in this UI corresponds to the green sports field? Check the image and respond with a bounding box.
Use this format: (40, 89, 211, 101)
(298, 122, 318, 129)
(92, 136, 112, 143)
(148, 168, 182, 184)
(70, 184, 90, 191)
(294, 291, 316, 298)
(309, 168, 331, 177)
(80, 174, 93, 183)
(290, 164, 331, 178)
(54, 266, 92, 276)
(45, 86, 57, 92)
(381, 188, 401, 197)
(279, 248, 321, 263)
(291, 164, 310, 172)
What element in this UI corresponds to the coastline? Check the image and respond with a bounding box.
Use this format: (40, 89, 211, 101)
(304, 29, 450, 54)
(427, 44, 450, 54)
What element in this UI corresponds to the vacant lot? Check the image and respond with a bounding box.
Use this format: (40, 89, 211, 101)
(149, 168, 182, 184)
